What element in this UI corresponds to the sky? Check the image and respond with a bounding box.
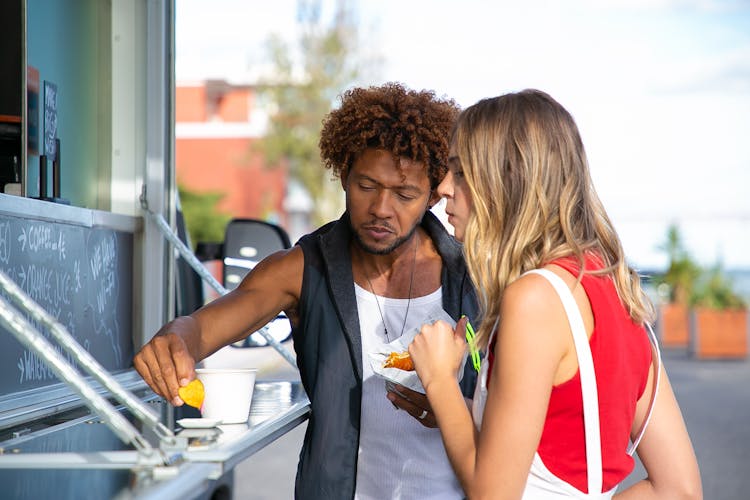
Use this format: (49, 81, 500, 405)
(176, 0, 750, 271)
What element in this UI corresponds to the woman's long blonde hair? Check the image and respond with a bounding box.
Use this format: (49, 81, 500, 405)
(453, 89, 654, 348)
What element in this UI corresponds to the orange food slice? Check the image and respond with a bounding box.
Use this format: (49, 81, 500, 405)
(383, 351, 414, 371)
(178, 379, 205, 409)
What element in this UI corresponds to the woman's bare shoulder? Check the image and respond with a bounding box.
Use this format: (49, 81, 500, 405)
(502, 270, 563, 314)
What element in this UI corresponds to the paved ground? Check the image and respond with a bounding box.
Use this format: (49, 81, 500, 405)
(233, 345, 750, 499)
(622, 348, 750, 499)
(230, 345, 302, 500)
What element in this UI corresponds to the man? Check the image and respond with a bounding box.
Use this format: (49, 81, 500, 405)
(134, 82, 479, 499)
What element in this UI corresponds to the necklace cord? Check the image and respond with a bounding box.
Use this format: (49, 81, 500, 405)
(361, 233, 419, 342)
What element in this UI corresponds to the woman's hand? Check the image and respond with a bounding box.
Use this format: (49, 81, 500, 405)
(409, 317, 468, 392)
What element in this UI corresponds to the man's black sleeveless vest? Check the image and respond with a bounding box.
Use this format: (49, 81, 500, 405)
(292, 211, 479, 499)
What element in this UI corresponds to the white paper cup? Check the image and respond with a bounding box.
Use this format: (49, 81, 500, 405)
(195, 368, 257, 424)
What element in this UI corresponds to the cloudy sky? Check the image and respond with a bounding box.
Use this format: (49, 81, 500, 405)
(176, 0, 750, 271)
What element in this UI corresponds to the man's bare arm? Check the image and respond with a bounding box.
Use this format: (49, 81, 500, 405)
(133, 246, 303, 404)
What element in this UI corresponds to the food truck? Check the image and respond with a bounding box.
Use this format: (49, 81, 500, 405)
(0, 1, 308, 498)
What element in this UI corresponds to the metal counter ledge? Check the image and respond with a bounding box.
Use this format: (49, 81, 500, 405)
(0, 380, 310, 500)
(135, 380, 310, 499)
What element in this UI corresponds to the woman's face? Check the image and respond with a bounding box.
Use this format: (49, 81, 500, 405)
(437, 142, 473, 242)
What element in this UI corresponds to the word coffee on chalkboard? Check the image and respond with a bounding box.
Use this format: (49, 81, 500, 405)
(0, 214, 133, 395)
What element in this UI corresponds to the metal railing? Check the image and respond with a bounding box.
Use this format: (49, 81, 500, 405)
(145, 208, 298, 368)
(0, 268, 183, 469)
(0, 204, 299, 486)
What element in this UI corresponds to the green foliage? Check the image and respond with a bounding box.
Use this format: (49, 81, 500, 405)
(657, 224, 701, 305)
(255, 0, 378, 226)
(178, 185, 232, 248)
(657, 223, 746, 310)
(691, 264, 747, 310)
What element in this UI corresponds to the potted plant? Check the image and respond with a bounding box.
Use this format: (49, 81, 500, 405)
(689, 265, 748, 359)
(655, 224, 701, 348)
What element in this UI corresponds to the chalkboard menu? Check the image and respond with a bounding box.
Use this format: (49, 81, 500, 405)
(0, 213, 133, 394)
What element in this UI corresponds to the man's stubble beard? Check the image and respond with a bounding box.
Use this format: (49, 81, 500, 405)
(350, 220, 420, 256)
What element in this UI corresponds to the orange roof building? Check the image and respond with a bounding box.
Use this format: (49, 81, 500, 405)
(175, 80, 288, 224)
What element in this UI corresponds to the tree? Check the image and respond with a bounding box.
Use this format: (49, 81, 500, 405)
(691, 263, 747, 310)
(658, 223, 701, 305)
(178, 184, 232, 248)
(256, 0, 378, 225)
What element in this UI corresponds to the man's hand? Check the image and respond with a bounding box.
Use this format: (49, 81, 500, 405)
(133, 316, 199, 406)
(387, 384, 437, 428)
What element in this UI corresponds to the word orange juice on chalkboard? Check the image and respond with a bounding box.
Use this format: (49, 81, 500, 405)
(178, 379, 205, 409)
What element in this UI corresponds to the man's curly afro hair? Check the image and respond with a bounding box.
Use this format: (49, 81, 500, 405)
(319, 82, 460, 190)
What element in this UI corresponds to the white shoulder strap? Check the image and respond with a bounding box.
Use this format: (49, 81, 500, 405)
(524, 269, 603, 494)
(627, 322, 662, 455)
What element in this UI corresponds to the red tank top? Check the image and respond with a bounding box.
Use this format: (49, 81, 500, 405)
(486, 256, 652, 493)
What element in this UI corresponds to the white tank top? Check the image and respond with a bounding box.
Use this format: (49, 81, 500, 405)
(354, 284, 463, 500)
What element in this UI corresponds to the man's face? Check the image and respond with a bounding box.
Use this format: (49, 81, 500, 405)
(343, 148, 432, 255)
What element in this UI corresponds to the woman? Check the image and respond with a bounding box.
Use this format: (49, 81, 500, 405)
(407, 90, 702, 499)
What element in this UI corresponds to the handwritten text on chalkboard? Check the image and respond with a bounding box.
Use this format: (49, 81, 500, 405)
(0, 214, 133, 394)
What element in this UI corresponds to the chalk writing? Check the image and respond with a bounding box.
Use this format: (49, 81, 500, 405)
(15, 264, 75, 310)
(0, 221, 10, 264)
(44, 80, 58, 160)
(18, 225, 67, 260)
(88, 231, 122, 365)
(18, 348, 58, 383)
(0, 214, 133, 394)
